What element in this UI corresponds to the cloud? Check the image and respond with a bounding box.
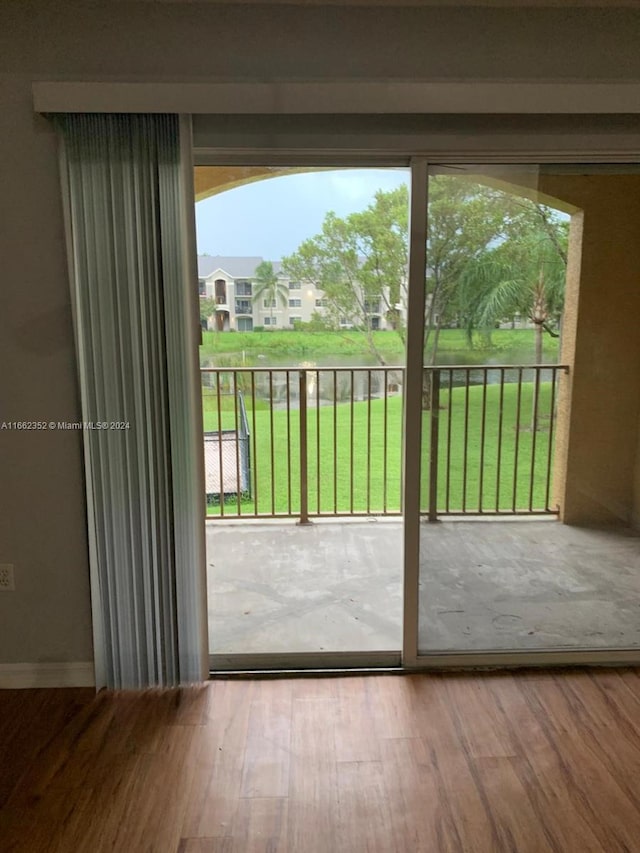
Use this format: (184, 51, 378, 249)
(195, 168, 409, 258)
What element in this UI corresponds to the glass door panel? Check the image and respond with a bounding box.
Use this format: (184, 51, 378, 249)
(417, 163, 577, 654)
(195, 164, 410, 666)
(413, 162, 640, 658)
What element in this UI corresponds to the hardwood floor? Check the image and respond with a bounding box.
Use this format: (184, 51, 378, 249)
(2, 670, 640, 852)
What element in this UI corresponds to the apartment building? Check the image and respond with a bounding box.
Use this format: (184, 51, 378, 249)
(197, 254, 391, 331)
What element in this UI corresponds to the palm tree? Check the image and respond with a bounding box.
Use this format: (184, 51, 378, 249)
(459, 236, 566, 433)
(460, 211, 568, 363)
(252, 261, 289, 328)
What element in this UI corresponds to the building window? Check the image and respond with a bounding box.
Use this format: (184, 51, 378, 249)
(263, 316, 276, 326)
(236, 280, 252, 297)
(198, 278, 206, 296)
(263, 298, 277, 308)
(215, 279, 227, 304)
(289, 316, 302, 326)
(235, 300, 252, 315)
(315, 298, 327, 308)
(237, 317, 253, 332)
(289, 281, 301, 290)
(289, 298, 302, 308)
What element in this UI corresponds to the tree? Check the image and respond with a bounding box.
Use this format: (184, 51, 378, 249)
(407, 175, 521, 408)
(424, 176, 518, 362)
(252, 261, 289, 328)
(283, 179, 516, 375)
(282, 208, 396, 364)
(348, 186, 410, 341)
(282, 176, 566, 406)
(199, 297, 217, 327)
(459, 201, 568, 362)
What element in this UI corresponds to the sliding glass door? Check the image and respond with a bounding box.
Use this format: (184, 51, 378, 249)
(193, 153, 640, 671)
(406, 162, 640, 665)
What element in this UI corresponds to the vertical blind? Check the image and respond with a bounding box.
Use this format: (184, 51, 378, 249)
(57, 113, 206, 689)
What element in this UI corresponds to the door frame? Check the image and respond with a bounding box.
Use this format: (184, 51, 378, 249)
(197, 148, 640, 674)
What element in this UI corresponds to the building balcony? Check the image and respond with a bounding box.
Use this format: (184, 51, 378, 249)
(196, 363, 640, 665)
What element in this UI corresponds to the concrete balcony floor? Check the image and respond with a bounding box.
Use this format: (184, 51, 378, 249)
(206, 519, 640, 657)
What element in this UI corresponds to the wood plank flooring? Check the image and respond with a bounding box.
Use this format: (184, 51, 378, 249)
(2, 670, 640, 852)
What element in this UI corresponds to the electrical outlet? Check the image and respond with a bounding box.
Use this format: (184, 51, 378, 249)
(0, 564, 15, 591)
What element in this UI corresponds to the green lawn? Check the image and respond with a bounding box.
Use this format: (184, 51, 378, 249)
(203, 380, 557, 517)
(200, 327, 559, 365)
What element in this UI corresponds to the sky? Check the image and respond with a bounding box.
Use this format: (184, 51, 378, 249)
(195, 168, 409, 260)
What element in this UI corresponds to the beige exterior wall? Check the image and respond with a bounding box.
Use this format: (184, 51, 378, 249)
(201, 268, 388, 330)
(201, 271, 323, 328)
(250, 279, 321, 328)
(634, 425, 640, 529)
(543, 174, 640, 526)
(3, 1, 640, 669)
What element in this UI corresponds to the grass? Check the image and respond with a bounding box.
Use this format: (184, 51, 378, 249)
(200, 328, 559, 365)
(202, 379, 557, 517)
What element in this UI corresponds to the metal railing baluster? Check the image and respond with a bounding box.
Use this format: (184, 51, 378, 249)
(350, 370, 355, 516)
(233, 371, 241, 517)
(545, 367, 559, 512)
(496, 368, 505, 512)
(512, 367, 523, 512)
(200, 363, 567, 521)
(250, 371, 258, 514)
(269, 370, 275, 516)
(333, 369, 338, 515)
(286, 371, 292, 517)
(445, 369, 453, 514)
(216, 370, 225, 518)
(316, 369, 321, 514)
(383, 369, 389, 514)
(428, 368, 440, 522)
(462, 368, 470, 513)
(299, 370, 309, 524)
(367, 370, 372, 515)
(479, 367, 488, 513)
(529, 367, 541, 512)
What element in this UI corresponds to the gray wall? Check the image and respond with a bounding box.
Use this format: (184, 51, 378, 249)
(2, 1, 640, 665)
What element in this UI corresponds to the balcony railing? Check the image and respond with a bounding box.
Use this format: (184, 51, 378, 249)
(201, 364, 569, 521)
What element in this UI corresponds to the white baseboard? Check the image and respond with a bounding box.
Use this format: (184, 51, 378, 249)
(0, 661, 95, 689)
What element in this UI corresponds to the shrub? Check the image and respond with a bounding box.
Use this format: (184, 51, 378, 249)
(199, 297, 217, 323)
(307, 311, 334, 332)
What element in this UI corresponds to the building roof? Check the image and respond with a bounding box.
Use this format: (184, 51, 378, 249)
(197, 255, 284, 279)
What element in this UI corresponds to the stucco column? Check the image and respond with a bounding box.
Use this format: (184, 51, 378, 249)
(541, 175, 640, 526)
